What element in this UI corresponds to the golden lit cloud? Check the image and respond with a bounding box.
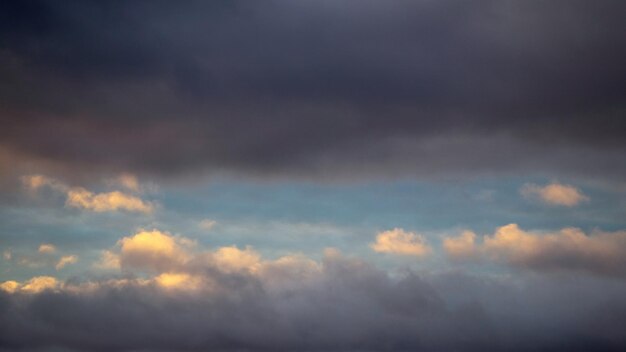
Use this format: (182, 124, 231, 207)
(38, 243, 56, 254)
(22, 174, 154, 213)
(56, 255, 78, 270)
(443, 224, 626, 276)
(155, 272, 203, 290)
(118, 229, 192, 272)
(521, 182, 588, 206)
(370, 228, 431, 256)
(66, 188, 153, 213)
(212, 246, 261, 273)
(443, 230, 477, 259)
(0, 280, 20, 293)
(19, 276, 58, 293)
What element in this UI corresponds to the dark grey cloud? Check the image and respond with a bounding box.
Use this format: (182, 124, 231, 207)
(1, 0, 625, 181)
(1, 255, 626, 351)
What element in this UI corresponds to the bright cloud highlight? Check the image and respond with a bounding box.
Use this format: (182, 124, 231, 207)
(444, 224, 626, 276)
(370, 228, 431, 256)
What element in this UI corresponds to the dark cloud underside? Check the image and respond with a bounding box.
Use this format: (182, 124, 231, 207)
(1, 0, 625, 181)
(2, 259, 626, 352)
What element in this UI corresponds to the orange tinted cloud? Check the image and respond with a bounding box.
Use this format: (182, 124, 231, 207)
(370, 228, 431, 256)
(444, 224, 626, 276)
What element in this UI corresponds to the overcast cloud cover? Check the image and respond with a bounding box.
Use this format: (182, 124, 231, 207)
(1, 0, 625, 182)
(1, 1, 626, 351)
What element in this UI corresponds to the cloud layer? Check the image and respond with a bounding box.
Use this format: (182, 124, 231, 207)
(0, 1, 625, 181)
(1, 227, 626, 351)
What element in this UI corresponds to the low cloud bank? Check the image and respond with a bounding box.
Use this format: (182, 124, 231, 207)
(2, 230, 626, 351)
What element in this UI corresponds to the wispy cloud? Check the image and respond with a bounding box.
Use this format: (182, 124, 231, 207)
(22, 174, 154, 213)
(38, 243, 56, 254)
(55, 255, 78, 270)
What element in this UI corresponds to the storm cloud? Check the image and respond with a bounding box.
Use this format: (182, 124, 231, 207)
(1, 0, 625, 181)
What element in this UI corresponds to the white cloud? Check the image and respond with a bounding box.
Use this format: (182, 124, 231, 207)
(521, 182, 588, 206)
(370, 228, 431, 256)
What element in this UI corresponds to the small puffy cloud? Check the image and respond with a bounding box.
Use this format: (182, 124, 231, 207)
(443, 224, 626, 276)
(0, 280, 20, 293)
(38, 243, 56, 254)
(370, 228, 431, 256)
(55, 255, 78, 270)
(521, 182, 588, 206)
(66, 187, 153, 213)
(118, 229, 192, 272)
(3, 250, 12, 261)
(22, 174, 154, 213)
(199, 219, 217, 231)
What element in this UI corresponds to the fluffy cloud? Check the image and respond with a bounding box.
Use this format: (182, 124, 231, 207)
(55, 255, 78, 270)
(444, 224, 626, 276)
(521, 182, 588, 206)
(117, 230, 192, 272)
(370, 228, 431, 256)
(212, 246, 261, 273)
(22, 174, 154, 213)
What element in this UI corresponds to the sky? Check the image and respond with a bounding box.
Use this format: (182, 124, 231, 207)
(1, 1, 626, 351)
